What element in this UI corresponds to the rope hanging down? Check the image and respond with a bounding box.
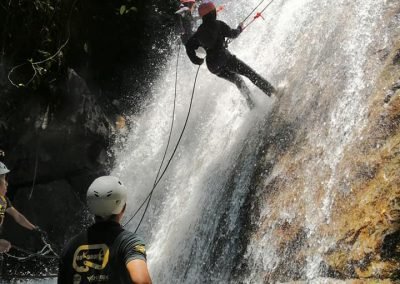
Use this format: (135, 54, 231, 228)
(123, 44, 202, 231)
(130, 43, 181, 232)
(123, 43, 182, 229)
(242, 0, 268, 23)
(226, 0, 276, 46)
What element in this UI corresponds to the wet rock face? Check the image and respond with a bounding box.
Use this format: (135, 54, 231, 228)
(256, 45, 400, 282)
(235, 9, 400, 284)
(0, 0, 177, 276)
(1, 69, 112, 275)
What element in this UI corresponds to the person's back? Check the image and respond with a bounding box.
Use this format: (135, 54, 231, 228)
(59, 221, 146, 283)
(58, 176, 152, 284)
(186, 8, 241, 73)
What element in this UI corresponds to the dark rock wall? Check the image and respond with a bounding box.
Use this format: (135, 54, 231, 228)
(0, 0, 178, 276)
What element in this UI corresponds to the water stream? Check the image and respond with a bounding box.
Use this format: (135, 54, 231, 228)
(20, 0, 396, 282)
(112, 0, 390, 282)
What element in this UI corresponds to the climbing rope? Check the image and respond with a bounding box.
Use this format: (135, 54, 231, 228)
(242, 0, 276, 31)
(226, 0, 277, 46)
(123, 43, 182, 228)
(128, 43, 182, 231)
(0, 231, 59, 281)
(4, 232, 59, 261)
(123, 0, 276, 231)
(5, 244, 55, 261)
(242, 0, 269, 24)
(124, 44, 202, 231)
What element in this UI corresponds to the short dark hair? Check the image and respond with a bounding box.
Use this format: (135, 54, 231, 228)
(94, 203, 126, 222)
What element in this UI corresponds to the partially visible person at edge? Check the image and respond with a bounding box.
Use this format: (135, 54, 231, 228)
(175, 0, 199, 44)
(58, 176, 152, 284)
(185, 1, 277, 109)
(0, 161, 39, 253)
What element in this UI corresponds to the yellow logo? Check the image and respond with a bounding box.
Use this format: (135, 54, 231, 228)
(72, 244, 110, 273)
(0, 196, 6, 225)
(134, 244, 146, 254)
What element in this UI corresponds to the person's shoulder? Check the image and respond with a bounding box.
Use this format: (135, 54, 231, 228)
(216, 20, 230, 27)
(119, 229, 144, 243)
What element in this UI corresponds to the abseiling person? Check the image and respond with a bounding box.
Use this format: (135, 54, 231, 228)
(185, 1, 277, 109)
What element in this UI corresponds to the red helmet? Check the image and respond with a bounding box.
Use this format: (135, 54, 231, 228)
(198, 2, 216, 17)
(180, 0, 195, 3)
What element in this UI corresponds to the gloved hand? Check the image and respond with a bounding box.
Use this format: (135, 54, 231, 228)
(237, 22, 244, 32)
(195, 58, 204, 65)
(32, 226, 46, 240)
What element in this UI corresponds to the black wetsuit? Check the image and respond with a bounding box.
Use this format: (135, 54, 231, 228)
(58, 221, 147, 284)
(185, 12, 275, 97)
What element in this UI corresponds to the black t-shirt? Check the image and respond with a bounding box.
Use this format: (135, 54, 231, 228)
(58, 221, 147, 284)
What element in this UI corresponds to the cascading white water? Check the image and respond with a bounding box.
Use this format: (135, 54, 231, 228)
(111, 0, 392, 282)
(110, 0, 284, 282)
(22, 0, 395, 282)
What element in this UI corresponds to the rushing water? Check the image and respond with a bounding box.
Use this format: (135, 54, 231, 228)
(110, 0, 393, 283)
(22, 0, 396, 282)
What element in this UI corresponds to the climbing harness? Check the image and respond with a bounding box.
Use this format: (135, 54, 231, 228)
(124, 43, 202, 231)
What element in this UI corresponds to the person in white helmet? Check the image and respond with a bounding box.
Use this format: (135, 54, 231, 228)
(58, 176, 152, 284)
(0, 162, 39, 253)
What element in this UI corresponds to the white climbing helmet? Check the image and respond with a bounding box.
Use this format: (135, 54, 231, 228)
(86, 176, 128, 218)
(0, 162, 10, 175)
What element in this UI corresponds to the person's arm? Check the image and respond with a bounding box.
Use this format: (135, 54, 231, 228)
(6, 207, 36, 230)
(126, 259, 152, 284)
(185, 34, 204, 65)
(122, 235, 152, 284)
(220, 21, 242, 39)
(175, 6, 190, 16)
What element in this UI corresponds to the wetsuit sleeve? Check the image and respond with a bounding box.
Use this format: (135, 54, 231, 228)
(120, 233, 147, 264)
(185, 34, 204, 65)
(220, 21, 241, 39)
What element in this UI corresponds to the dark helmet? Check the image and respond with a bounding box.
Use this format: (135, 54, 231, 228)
(198, 2, 216, 17)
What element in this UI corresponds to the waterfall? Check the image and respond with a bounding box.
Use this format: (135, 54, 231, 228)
(110, 0, 396, 282)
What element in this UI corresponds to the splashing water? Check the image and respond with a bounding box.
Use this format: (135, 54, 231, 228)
(23, 0, 395, 282)
(112, 0, 392, 282)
